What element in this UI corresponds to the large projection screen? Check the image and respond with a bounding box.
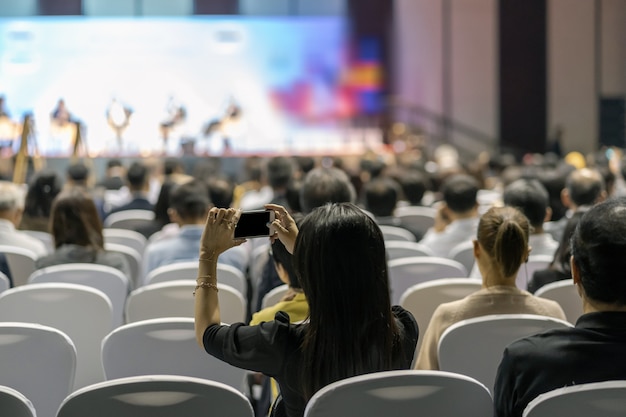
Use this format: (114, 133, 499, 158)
(0, 16, 382, 157)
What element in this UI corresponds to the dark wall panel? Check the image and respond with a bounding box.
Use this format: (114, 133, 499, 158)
(194, 0, 238, 15)
(499, 0, 547, 156)
(38, 0, 82, 15)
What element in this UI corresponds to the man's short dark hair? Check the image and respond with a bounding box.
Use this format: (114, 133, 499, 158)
(267, 157, 294, 189)
(207, 178, 234, 208)
(395, 169, 429, 206)
(571, 197, 626, 305)
(67, 162, 89, 182)
(106, 159, 123, 169)
(441, 174, 479, 214)
(169, 180, 210, 220)
(503, 179, 550, 228)
(299, 167, 356, 214)
(364, 177, 399, 217)
(566, 168, 605, 207)
(126, 161, 149, 189)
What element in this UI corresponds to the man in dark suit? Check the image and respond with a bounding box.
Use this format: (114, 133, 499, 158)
(494, 197, 626, 417)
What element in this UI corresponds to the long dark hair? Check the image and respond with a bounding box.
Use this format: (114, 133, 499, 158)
(293, 203, 400, 400)
(24, 169, 62, 217)
(50, 189, 104, 250)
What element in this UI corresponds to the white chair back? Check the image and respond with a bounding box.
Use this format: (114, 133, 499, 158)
(387, 256, 468, 305)
(0, 385, 37, 417)
(103, 228, 147, 255)
(448, 240, 475, 274)
(535, 279, 582, 324)
(28, 263, 130, 327)
(145, 261, 247, 297)
(19, 230, 54, 254)
(0, 271, 10, 294)
(125, 280, 246, 324)
(103, 209, 155, 229)
(104, 242, 142, 289)
(0, 245, 37, 287)
(0, 283, 114, 389)
(56, 375, 254, 417)
(523, 380, 626, 417)
(379, 225, 417, 242)
(143, 260, 198, 287)
(102, 318, 248, 391)
(261, 284, 290, 309)
(399, 278, 482, 354)
(394, 206, 436, 237)
(438, 314, 573, 392)
(385, 241, 435, 260)
(303, 370, 492, 417)
(0, 322, 76, 417)
(516, 255, 553, 291)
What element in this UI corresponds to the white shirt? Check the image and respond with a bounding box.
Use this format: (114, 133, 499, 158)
(419, 217, 479, 258)
(0, 219, 47, 257)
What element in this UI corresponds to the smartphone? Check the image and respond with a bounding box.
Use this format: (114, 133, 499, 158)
(234, 209, 275, 239)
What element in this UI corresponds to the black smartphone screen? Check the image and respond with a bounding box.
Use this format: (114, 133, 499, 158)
(234, 210, 271, 238)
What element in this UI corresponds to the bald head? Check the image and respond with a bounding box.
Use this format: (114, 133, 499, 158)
(564, 168, 606, 209)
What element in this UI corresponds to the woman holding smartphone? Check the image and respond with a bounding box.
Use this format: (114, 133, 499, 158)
(194, 202, 418, 417)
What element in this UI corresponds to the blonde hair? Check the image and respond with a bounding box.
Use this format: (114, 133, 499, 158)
(477, 206, 529, 278)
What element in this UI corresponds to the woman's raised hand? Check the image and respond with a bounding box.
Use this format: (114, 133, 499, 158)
(265, 204, 298, 254)
(200, 207, 246, 259)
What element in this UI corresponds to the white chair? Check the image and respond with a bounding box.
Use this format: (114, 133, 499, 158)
(28, 263, 130, 327)
(104, 242, 142, 289)
(0, 245, 37, 287)
(103, 209, 155, 229)
(216, 264, 248, 298)
(387, 256, 468, 305)
(523, 380, 626, 417)
(261, 284, 290, 309)
(146, 261, 247, 298)
(516, 255, 553, 291)
(56, 375, 254, 417)
(0, 385, 37, 417)
(385, 241, 435, 260)
(394, 205, 437, 236)
(448, 240, 475, 274)
(103, 228, 148, 255)
(399, 278, 482, 354)
(379, 225, 417, 242)
(0, 271, 9, 294)
(101, 318, 249, 392)
(0, 322, 76, 417)
(438, 314, 573, 392)
(125, 280, 246, 324)
(303, 370, 492, 417)
(143, 260, 198, 287)
(19, 230, 54, 253)
(535, 280, 582, 324)
(0, 283, 114, 389)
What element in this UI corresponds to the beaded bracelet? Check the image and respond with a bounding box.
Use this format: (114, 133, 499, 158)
(193, 281, 219, 295)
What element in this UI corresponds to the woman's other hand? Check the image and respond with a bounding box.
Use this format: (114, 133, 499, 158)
(265, 204, 298, 253)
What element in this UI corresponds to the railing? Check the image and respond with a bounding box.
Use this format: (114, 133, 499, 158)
(382, 96, 497, 158)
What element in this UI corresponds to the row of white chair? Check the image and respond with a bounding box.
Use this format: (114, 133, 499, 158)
(3, 371, 625, 417)
(0, 278, 247, 389)
(0, 317, 250, 417)
(22, 263, 247, 325)
(304, 371, 626, 417)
